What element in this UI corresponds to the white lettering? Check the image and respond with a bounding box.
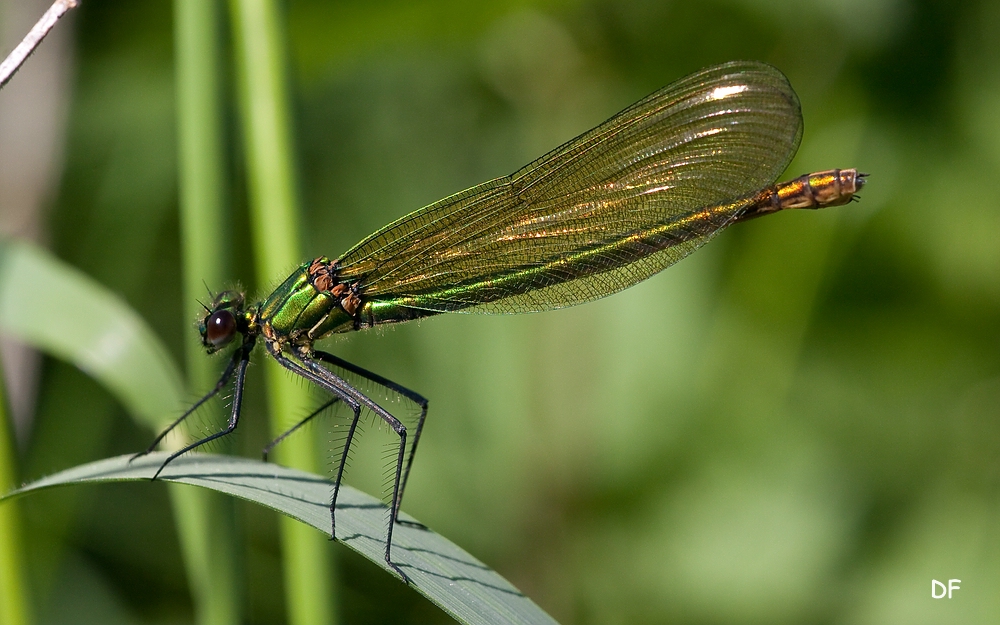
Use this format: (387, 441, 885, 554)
(932, 579, 947, 599)
(948, 579, 961, 598)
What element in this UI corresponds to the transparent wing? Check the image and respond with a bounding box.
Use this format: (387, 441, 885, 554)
(336, 60, 802, 314)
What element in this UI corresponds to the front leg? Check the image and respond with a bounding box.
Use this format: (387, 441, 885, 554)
(152, 340, 253, 480)
(132, 346, 243, 463)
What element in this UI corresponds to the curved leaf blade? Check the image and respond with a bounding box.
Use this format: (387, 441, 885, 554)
(2, 452, 559, 625)
(0, 239, 184, 429)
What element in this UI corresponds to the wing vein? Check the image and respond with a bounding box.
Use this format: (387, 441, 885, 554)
(337, 61, 802, 316)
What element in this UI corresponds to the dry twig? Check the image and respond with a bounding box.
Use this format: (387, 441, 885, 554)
(0, 0, 79, 90)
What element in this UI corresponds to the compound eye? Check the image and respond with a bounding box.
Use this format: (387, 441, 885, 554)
(205, 310, 237, 347)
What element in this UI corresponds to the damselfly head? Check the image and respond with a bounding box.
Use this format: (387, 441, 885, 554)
(199, 290, 246, 353)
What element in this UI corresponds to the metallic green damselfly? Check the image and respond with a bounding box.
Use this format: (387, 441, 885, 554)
(136, 60, 866, 582)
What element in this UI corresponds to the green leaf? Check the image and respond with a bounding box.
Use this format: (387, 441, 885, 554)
(0, 239, 184, 430)
(3, 452, 559, 625)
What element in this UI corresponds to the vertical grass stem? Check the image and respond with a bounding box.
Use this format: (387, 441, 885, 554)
(173, 1, 242, 623)
(229, 1, 337, 623)
(0, 367, 31, 625)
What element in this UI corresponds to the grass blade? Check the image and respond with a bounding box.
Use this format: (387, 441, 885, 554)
(0, 367, 30, 625)
(229, 0, 336, 621)
(3, 453, 560, 625)
(174, 0, 242, 621)
(0, 239, 184, 430)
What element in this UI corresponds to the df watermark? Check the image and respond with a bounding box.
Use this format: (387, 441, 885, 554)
(931, 579, 961, 599)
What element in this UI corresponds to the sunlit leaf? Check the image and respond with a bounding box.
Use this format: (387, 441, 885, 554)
(0, 239, 184, 430)
(3, 452, 559, 625)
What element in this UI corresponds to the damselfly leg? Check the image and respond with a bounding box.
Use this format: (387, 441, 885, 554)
(265, 343, 413, 583)
(131, 347, 242, 461)
(262, 397, 341, 461)
(132, 339, 255, 482)
(311, 350, 429, 528)
(152, 345, 252, 480)
(260, 387, 364, 544)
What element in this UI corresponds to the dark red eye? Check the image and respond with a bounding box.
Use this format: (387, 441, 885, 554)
(205, 310, 237, 347)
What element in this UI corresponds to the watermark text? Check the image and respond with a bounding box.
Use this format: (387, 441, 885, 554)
(932, 579, 961, 599)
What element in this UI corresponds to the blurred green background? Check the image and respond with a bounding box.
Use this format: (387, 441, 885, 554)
(2, 0, 999, 623)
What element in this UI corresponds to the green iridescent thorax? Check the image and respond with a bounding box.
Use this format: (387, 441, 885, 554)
(257, 260, 354, 345)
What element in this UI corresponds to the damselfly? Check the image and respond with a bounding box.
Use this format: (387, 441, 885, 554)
(135, 60, 865, 582)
